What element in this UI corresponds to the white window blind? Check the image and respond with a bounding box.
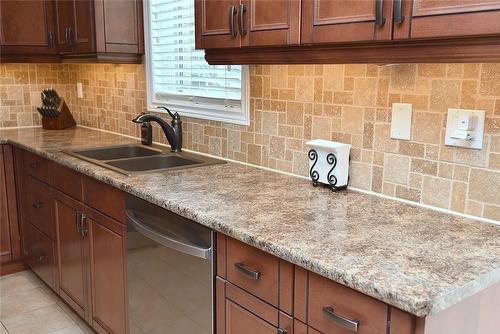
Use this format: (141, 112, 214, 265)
(145, 0, 249, 124)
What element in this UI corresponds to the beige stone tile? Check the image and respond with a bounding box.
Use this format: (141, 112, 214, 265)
(455, 136, 489, 167)
(292, 151, 309, 176)
(399, 142, 424, 157)
(412, 112, 442, 144)
(262, 112, 278, 135)
(311, 116, 332, 140)
(418, 64, 446, 78)
(479, 64, 500, 96)
(353, 78, 377, 106)
(373, 124, 398, 153)
(371, 165, 383, 193)
(341, 106, 363, 134)
(247, 144, 262, 165)
(0, 271, 41, 297)
(409, 173, 423, 188)
(382, 182, 396, 196)
(451, 181, 467, 213)
(411, 158, 438, 176)
(430, 79, 461, 112)
(489, 153, 500, 170)
(349, 162, 371, 190)
(395, 186, 421, 203)
(295, 77, 314, 102)
(466, 200, 483, 217)
(453, 165, 470, 182)
(483, 205, 500, 221)
(269, 136, 286, 160)
(389, 64, 416, 92)
(463, 64, 480, 79)
(469, 168, 500, 205)
(227, 130, 241, 152)
(2, 305, 74, 334)
(384, 154, 410, 185)
(0, 287, 54, 319)
(323, 65, 344, 91)
(49, 325, 85, 334)
(422, 176, 451, 209)
(286, 102, 303, 126)
(438, 162, 454, 179)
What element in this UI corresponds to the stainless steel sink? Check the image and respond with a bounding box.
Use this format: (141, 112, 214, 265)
(65, 144, 225, 175)
(72, 145, 162, 160)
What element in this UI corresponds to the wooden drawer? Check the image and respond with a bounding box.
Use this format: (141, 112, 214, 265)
(49, 163, 82, 201)
(226, 237, 280, 307)
(308, 273, 388, 334)
(25, 222, 56, 289)
(23, 150, 50, 183)
(25, 175, 54, 239)
(82, 176, 125, 222)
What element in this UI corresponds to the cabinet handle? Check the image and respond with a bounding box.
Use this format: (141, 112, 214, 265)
(375, 0, 385, 26)
(393, 0, 404, 24)
(36, 253, 46, 261)
(323, 307, 359, 332)
(76, 211, 82, 234)
(32, 201, 43, 209)
(48, 31, 54, 48)
(229, 5, 237, 38)
(64, 27, 69, 46)
(30, 162, 39, 169)
(238, 4, 246, 36)
(234, 262, 261, 280)
(277, 329, 287, 334)
(80, 213, 88, 237)
(68, 26, 75, 47)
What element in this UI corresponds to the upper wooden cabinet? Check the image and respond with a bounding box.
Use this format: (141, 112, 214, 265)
(0, 0, 144, 63)
(195, 0, 300, 49)
(408, 0, 500, 39)
(54, 0, 95, 54)
(0, 0, 56, 57)
(301, 0, 393, 44)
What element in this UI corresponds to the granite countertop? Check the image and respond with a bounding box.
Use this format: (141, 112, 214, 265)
(1, 126, 499, 317)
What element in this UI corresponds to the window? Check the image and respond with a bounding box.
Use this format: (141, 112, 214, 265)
(144, 0, 249, 125)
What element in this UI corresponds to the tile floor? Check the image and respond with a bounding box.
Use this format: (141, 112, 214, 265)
(0, 271, 93, 334)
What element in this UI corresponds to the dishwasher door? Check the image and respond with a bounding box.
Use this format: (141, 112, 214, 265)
(126, 195, 214, 334)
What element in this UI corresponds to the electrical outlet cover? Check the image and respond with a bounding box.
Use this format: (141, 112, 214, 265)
(390, 103, 412, 140)
(445, 108, 485, 150)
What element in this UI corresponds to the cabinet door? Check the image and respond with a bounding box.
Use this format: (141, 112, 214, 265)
(55, 0, 94, 53)
(54, 191, 89, 320)
(0, 147, 11, 262)
(94, 0, 143, 54)
(240, 0, 300, 47)
(0, 0, 56, 55)
(409, 0, 500, 39)
(86, 207, 127, 334)
(195, 0, 241, 49)
(226, 299, 277, 334)
(301, 0, 393, 44)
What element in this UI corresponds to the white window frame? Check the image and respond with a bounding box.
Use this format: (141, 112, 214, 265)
(143, 1, 250, 126)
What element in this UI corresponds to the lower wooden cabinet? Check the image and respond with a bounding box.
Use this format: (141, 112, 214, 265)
(226, 299, 278, 334)
(24, 221, 56, 290)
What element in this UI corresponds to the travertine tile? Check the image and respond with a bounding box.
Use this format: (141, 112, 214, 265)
(349, 162, 371, 190)
(384, 154, 410, 185)
(483, 204, 500, 221)
(422, 176, 451, 209)
(341, 106, 363, 134)
(412, 112, 442, 144)
(0, 271, 40, 297)
(469, 168, 500, 205)
(430, 80, 461, 112)
(2, 305, 74, 334)
(0, 288, 54, 319)
(479, 64, 500, 96)
(451, 181, 467, 213)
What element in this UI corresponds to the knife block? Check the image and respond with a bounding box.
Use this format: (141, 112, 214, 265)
(41, 99, 76, 130)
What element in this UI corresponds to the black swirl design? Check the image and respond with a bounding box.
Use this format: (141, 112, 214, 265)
(308, 149, 319, 184)
(326, 153, 338, 187)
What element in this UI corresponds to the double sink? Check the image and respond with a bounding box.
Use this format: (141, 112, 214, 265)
(66, 144, 225, 175)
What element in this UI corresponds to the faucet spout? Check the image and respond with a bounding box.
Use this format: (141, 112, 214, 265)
(132, 111, 182, 152)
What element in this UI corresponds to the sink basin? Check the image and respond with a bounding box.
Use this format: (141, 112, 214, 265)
(72, 145, 162, 160)
(106, 155, 201, 172)
(65, 144, 225, 175)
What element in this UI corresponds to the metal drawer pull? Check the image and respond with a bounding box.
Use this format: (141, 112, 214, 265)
(323, 306, 359, 332)
(229, 5, 237, 38)
(235, 262, 261, 280)
(375, 0, 385, 26)
(32, 202, 43, 209)
(277, 329, 287, 334)
(30, 162, 39, 169)
(393, 0, 404, 24)
(238, 4, 246, 36)
(37, 253, 46, 261)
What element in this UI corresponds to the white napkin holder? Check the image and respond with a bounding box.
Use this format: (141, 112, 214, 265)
(306, 139, 350, 191)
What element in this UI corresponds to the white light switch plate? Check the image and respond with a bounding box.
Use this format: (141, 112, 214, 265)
(77, 82, 83, 98)
(390, 103, 412, 140)
(445, 108, 485, 149)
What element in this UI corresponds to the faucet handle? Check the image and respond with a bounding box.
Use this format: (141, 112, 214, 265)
(157, 106, 179, 121)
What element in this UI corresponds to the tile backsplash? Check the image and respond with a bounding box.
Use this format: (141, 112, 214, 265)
(0, 62, 499, 221)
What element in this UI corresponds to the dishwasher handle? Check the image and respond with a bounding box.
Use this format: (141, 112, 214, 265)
(126, 209, 212, 260)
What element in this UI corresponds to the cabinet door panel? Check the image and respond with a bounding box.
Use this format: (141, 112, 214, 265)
(195, 0, 241, 49)
(301, 0, 393, 44)
(54, 192, 87, 318)
(55, 0, 94, 54)
(25, 222, 56, 289)
(0, 148, 11, 262)
(226, 299, 277, 334)
(410, 0, 500, 39)
(241, 0, 300, 46)
(88, 209, 127, 334)
(0, 0, 56, 55)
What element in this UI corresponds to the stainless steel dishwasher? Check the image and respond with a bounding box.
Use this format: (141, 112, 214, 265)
(126, 195, 214, 334)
